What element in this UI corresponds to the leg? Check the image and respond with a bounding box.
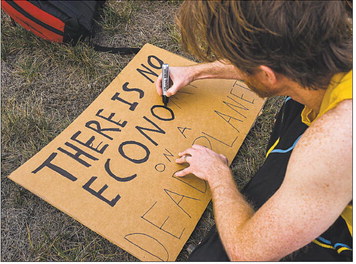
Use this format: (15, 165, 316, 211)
(188, 225, 230, 261)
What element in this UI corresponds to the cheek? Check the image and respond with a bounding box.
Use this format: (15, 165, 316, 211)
(245, 79, 262, 92)
(245, 76, 262, 89)
(244, 78, 272, 98)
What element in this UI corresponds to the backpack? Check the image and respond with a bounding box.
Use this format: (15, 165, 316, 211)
(1, 0, 140, 55)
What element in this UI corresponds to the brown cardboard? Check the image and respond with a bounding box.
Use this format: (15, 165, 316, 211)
(8, 43, 265, 261)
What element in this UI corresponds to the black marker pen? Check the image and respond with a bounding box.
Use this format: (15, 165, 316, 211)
(162, 64, 169, 106)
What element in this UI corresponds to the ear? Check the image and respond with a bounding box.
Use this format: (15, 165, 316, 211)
(258, 65, 277, 85)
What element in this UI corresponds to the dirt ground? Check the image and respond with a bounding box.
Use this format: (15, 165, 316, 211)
(1, 0, 284, 261)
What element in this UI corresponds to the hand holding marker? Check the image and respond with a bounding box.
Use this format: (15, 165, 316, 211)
(162, 63, 169, 106)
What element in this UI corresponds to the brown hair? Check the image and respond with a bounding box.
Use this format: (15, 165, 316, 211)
(177, 0, 352, 89)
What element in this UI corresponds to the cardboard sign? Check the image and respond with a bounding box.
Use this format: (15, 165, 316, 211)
(8, 44, 265, 261)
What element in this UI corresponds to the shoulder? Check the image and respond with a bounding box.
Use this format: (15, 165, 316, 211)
(247, 99, 352, 260)
(240, 99, 352, 260)
(301, 98, 351, 150)
(284, 98, 352, 200)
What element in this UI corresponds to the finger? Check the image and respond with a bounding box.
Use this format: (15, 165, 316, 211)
(178, 148, 194, 157)
(155, 73, 163, 96)
(175, 156, 188, 164)
(174, 167, 191, 177)
(192, 144, 205, 150)
(177, 154, 192, 165)
(220, 154, 229, 164)
(166, 83, 180, 97)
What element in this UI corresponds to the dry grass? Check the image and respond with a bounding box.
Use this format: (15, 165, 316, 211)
(1, 0, 284, 261)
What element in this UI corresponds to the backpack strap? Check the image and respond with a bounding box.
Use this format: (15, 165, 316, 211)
(92, 44, 140, 55)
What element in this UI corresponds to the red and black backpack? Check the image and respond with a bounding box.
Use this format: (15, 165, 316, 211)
(1, 0, 140, 54)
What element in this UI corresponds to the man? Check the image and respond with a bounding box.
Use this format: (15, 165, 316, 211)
(155, 0, 352, 261)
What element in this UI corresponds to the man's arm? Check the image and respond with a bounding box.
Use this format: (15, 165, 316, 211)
(155, 60, 243, 96)
(176, 99, 352, 261)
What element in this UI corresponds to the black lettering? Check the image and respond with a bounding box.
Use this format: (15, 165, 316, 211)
(163, 148, 174, 162)
(136, 64, 158, 83)
(215, 110, 242, 132)
(122, 82, 144, 99)
(147, 55, 164, 69)
(135, 116, 165, 146)
(141, 201, 185, 239)
(192, 136, 212, 150)
(32, 152, 77, 181)
(105, 158, 137, 182)
(96, 109, 128, 127)
(71, 131, 108, 154)
(136, 56, 163, 83)
(230, 88, 255, 104)
(172, 171, 208, 193)
(168, 99, 181, 109)
(124, 233, 169, 261)
(202, 131, 238, 148)
(111, 92, 138, 111)
(82, 176, 121, 207)
(168, 91, 194, 109)
(58, 142, 98, 167)
(85, 120, 122, 140)
(118, 140, 150, 164)
(187, 83, 197, 88)
(233, 80, 250, 90)
(150, 105, 174, 121)
(164, 189, 200, 218)
(155, 163, 166, 172)
(177, 127, 192, 138)
(223, 96, 249, 118)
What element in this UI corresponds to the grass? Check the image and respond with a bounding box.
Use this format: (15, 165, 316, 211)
(98, 0, 139, 32)
(1, 0, 284, 261)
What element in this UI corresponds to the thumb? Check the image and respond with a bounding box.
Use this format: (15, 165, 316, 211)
(166, 83, 180, 97)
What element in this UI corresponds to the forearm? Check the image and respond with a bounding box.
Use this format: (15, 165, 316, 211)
(190, 60, 243, 81)
(209, 169, 255, 261)
(156, 60, 242, 96)
(175, 146, 261, 259)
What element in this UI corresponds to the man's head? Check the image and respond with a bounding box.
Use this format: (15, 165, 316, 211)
(176, 0, 352, 90)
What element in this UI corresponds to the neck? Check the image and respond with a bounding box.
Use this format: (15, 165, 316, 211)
(289, 88, 326, 113)
(277, 77, 327, 113)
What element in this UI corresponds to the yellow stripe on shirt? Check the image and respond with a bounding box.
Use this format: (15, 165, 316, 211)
(312, 239, 334, 249)
(265, 138, 280, 158)
(341, 205, 353, 236)
(337, 247, 352, 254)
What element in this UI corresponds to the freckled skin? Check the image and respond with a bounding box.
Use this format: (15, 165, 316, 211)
(157, 60, 351, 261)
(175, 100, 352, 261)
